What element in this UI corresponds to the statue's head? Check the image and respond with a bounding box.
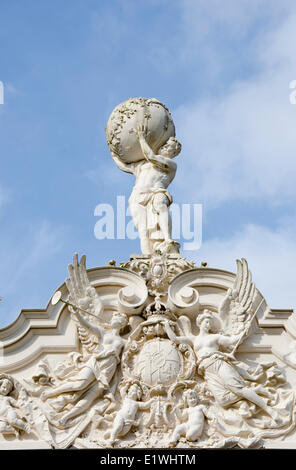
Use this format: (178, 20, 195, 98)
(0, 378, 14, 396)
(127, 383, 142, 401)
(183, 389, 198, 407)
(196, 310, 215, 333)
(111, 312, 128, 330)
(158, 137, 181, 158)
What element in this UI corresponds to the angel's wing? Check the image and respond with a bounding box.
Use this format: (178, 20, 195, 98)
(66, 253, 103, 316)
(65, 253, 104, 354)
(219, 258, 256, 335)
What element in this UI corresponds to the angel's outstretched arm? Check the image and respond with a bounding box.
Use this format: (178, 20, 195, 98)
(163, 321, 193, 346)
(138, 398, 154, 410)
(217, 332, 242, 349)
(75, 310, 104, 339)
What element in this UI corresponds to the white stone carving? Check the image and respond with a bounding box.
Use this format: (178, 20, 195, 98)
(106, 98, 181, 255)
(106, 97, 175, 164)
(0, 376, 30, 436)
(169, 389, 209, 446)
(1, 253, 296, 449)
(105, 380, 153, 446)
(39, 254, 129, 429)
(1, 99, 296, 450)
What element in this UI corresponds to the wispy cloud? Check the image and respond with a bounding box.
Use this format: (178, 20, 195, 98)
(174, 2, 296, 207)
(190, 217, 296, 310)
(10, 220, 64, 285)
(0, 219, 66, 327)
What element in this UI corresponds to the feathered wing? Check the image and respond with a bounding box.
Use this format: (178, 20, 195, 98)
(65, 253, 104, 354)
(219, 258, 256, 335)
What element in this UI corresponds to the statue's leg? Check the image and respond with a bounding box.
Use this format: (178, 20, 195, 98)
(211, 361, 280, 422)
(153, 193, 171, 241)
(7, 410, 30, 433)
(41, 368, 95, 400)
(140, 237, 151, 254)
(129, 202, 151, 254)
(109, 415, 126, 443)
(230, 386, 279, 421)
(136, 212, 150, 254)
(59, 385, 102, 426)
(169, 423, 186, 445)
(186, 424, 203, 441)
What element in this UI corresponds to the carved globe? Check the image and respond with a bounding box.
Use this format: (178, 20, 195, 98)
(136, 338, 182, 386)
(106, 97, 176, 164)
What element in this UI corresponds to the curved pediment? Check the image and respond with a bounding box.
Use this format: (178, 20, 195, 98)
(0, 265, 148, 373)
(1, 254, 296, 450)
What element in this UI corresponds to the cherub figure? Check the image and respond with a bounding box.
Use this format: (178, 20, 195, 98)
(112, 126, 181, 254)
(106, 382, 153, 446)
(0, 378, 30, 436)
(170, 389, 208, 446)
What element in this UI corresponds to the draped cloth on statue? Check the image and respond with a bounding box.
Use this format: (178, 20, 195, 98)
(199, 354, 246, 407)
(81, 351, 120, 389)
(197, 353, 296, 447)
(129, 187, 172, 234)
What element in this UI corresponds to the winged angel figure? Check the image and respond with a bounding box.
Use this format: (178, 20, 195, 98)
(164, 259, 284, 424)
(41, 254, 128, 426)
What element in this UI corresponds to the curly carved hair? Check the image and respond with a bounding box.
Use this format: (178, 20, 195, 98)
(183, 389, 199, 406)
(0, 377, 14, 394)
(159, 137, 181, 157)
(196, 309, 215, 329)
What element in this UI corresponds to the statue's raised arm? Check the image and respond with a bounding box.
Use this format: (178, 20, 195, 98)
(111, 155, 138, 175)
(136, 125, 177, 172)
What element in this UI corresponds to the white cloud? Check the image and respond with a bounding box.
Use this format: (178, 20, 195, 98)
(189, 220, 296, 310)
(178, 0, 295, 43)
(170, 1, 296, 314)
(0, 220, 66, 326)
(9, 220, 64, 285)
(173, 3, 296, 207)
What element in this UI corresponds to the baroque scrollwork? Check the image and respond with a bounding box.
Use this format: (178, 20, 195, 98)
(2, 96, 296, 451)
(120, 252, 195, 297)
(2, 255, 296, 449)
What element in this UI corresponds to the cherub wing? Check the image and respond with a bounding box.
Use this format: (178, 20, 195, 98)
(219, 258, 256, 335)
(66, 253, 104, 354)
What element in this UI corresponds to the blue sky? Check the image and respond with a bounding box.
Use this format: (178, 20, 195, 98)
(0, 0, 296, 327)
